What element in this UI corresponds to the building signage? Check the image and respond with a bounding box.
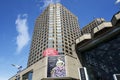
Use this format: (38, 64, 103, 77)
(43, 48, 58, 57)
(79, 67, 89, 80)
(113, 74, 120, 80)
(47, 55, 66, 77)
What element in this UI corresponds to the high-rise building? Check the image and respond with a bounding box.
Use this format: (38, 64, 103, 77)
(27, 3, 81, 67)
(9, 4, 120, 80)
(81, 18, 105, 34)
(9, 3, 82, 80)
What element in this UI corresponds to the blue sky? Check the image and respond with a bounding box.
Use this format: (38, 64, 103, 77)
(0, 0, 119, 80)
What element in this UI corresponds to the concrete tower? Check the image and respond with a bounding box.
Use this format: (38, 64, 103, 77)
(27, 3, 81, 67)
(9, 3, 82, 80)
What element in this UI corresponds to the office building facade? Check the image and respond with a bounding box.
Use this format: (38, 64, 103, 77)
(9, 3, 82, 80)
(27, 3, 81, 67)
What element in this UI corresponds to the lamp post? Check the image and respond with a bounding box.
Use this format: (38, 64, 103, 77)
(11, 64, 22, 73)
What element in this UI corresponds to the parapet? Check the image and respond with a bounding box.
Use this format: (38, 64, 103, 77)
(93, 22, 112, 37)
(111, 11, 120, 26)
(76, 12, 120, 52)
(76, 33, 92, 45)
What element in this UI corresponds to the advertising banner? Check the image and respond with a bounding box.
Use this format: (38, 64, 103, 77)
(43, 48, 58, 57)
(47, 55, 66, 77)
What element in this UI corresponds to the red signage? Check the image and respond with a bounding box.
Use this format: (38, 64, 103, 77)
(43, 48, 58, 57)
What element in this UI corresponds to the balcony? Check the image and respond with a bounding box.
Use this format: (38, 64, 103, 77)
(93, 22, 112, 37)
(76, 33, 91, 45)
(111, 11, 120, 26)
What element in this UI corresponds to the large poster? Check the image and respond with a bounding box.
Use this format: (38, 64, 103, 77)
(47, 56, 66, 77)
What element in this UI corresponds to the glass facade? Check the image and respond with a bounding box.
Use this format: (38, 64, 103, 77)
(48, 6, 54, 48)
(56, 5, 63, 54)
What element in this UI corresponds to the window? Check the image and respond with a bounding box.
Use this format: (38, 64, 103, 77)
(16, 75, 20, 80)
(48, 39, 54, 48)
(57, 27, 61, 29)
(57, 22, 61, 24)
(57, 33, 62, 36)
(48, 44, 53, 48)
(49, 30, 53, 33)
(56, 19, 60, 22)
(56, 24, 61, 26)
(65, 46, 68, 49)
(66, 50, 68, 53)
(49, 22, 53, 25)
(58, 48, 63, 52)
(57, 37, 62, 40)
(49, 33, 53, 37)
(49, 25, 53, 28)
(57, 44, 62, 47)
(22, 71, 33, 80)
(57, 39, 62, 43)
(70, 52, 72, 55)
(48, 37, 54, 40)
(57, 29, 61, 33)
(59, 52, 64, 55)
(49, 20, 53, 23)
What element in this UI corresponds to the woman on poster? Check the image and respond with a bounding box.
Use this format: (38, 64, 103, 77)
(51, 57, 66, 77)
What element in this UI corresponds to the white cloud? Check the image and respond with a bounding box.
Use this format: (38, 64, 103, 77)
(39, 0, 61, 10)
(15, 14, 30, 53)
(115, 0, 120, 4)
